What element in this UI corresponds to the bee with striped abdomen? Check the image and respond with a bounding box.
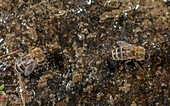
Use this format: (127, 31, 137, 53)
(14, 48, 45, 76)
(109, 41, 148, 61)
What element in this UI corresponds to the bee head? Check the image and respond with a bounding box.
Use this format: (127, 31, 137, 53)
(32, 47, 46, 62)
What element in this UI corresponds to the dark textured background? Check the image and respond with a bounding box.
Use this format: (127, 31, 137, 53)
(0, 0, 169, 105)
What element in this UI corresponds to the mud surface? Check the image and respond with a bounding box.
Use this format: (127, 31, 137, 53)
(0, 0, 169, 105)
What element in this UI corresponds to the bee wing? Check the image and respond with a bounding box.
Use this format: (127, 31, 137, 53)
(24, 61, 38, 76)
(17, 55, 33, 65)
(14, 56, 32, 73)
(116, 41, 136, 48)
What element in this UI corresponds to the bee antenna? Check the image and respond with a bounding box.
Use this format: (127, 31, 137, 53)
(161, 35, 169, 45)
(145, 49, 150, 60)
(39, 47, 47, 55)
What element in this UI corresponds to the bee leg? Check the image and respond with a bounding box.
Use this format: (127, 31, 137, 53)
(124, 60, 132, 70)
(155, 57, 161, 65)
(134, 61, 142, 70)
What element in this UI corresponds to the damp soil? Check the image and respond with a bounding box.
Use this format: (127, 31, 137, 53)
(0, 0, 169, 105)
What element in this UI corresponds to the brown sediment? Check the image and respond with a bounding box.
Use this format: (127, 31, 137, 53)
(0, 0, 169, 105)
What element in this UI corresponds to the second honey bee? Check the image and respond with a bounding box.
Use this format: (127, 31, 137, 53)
(109, 41, 148, 61)
(14, 48, 45, 76)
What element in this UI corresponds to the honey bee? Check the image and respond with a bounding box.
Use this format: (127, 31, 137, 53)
(109, 41, 149, 61)
(14, 48, 45, 76)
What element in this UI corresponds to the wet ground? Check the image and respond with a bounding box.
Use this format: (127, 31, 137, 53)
(0, 0, 169, 105)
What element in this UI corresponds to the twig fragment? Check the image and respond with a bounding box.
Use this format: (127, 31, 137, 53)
(0, 49, 22, 59)
(18, 73, 26, 106)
